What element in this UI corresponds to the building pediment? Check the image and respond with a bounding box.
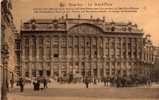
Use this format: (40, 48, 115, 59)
(68, 23, 105, 35)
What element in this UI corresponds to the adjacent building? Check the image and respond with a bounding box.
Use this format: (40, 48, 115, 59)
(1, 0, 17, 99)
(152, 46, 159, 81)
(15, 17, 155, 80)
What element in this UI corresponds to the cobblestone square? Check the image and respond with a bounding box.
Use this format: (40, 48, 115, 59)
(7, 83, 159, 100)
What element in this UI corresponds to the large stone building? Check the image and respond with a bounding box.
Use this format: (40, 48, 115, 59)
(152, 46, 159, 81)
(1, 0, 17, 99)
(15, 17, 155, 80)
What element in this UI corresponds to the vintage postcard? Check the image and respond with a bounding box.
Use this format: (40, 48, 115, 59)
(1, 0, 159, 100)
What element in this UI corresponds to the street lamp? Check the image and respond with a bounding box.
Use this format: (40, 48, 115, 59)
(1, 43, 9, 100)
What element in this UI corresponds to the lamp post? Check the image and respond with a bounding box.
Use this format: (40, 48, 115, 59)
(1, 43, 9, 100)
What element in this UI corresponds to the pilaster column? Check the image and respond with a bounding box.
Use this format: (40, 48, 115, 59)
(66, 36, 69, 75)
(103, 37, 106, 60)
(114, 62, 117, 76)
(36, 37, 39, 61)
(126, 38, 128, 60)
(91, 37, 93, 59)
(125, 62, 128, 76)
(90, 37, 93, 78)
(97, 61, 100, 79)
(131, 38, 134, 59)
(84, 36, 86, 59)
(108, 38, 111, 59)
(120, 62, 122, 76)
(109, 62, 112, 77)
(21, 37, 25, 62)
(50, 36, 54, 77)
(29, 37, 32, 61)
(36, 62, 38, 77)
(58, 35, 61, 77)
(115, 37, 117, 59)
(97, 37, 100, 59)
(51, 36, 54, 61)
(141, 38, 144, 61)
(51, 62, 54, 77)
(43, 36, 46, 61)
(43, 63, 46, 77)
(21, 62, 25, 78)
(120, 37, 123, 59)
(136, 38, 139, 59)
(148, 47, 150, 63)
(78, 62, 81, 76)
(90, 62, 93, 78)
(29, 62, 32, 78)
(84, 37, 86, 77)
(103, 61, 106, 78)
(72, 36, 74, 73)
(78, 36, 80, 60)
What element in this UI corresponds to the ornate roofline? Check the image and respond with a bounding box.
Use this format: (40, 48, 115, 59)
(21, 18, 143, 34)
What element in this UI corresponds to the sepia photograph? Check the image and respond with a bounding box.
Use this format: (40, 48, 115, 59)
(1, 0, 159, 100)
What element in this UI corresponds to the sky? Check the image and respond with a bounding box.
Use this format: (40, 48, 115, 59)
(11, 0, 159, 46)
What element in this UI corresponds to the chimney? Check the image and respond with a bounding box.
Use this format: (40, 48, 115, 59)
(90, 15, 93, 19)
(103, 16, 105, 21)
(78, 14, 81, 19)
(66, 14, 68, 19)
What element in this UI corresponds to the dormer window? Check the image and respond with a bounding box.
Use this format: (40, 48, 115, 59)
(111, 27, 115, 31)
(32, 24, 36, 29)
(128, 27, 132, 32)
(54, 23, 58, 29)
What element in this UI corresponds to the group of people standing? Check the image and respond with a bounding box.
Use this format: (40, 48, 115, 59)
(16, 77, 48, 92)
(33, 78, 48, 91)
(82, 75, 153, 88)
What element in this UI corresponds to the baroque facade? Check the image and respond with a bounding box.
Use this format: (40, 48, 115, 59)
(1, 0, 17, 83)
(16, 18, 155, 80)
(1, 0, 17, 99)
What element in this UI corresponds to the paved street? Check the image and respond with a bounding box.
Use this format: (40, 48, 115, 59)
(7, 83, 159, 100)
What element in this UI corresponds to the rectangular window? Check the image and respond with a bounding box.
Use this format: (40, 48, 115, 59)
(68, 48, 73, 57)
(16, 53, 20, 65)
(74, 37, 78, 47)
(68, 37, 73, 47)
(92, 38, 97, 47)
(61, 48, 67, 57)
(32, 38, 36, 58)
(47, 70, 51, 76)
(25, 72, 29, 77)
(53, 48, 59, 58)
(85, 38, 91, 48)
(32, 69, 36, 77)
(16, 42, 20, 49)
(39, 47, 43, 59)
(74, 48, 78, 56)
(53, 37, 59, 46)
(46, 47, 51, 59)
(25, 47, 29, 59)
(61, 37, 67, 47)
(80, 40, 84, 48)
(54, 54, 59, 57)
(39, 70, 43, 76)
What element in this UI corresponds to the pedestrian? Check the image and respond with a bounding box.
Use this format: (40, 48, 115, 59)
(93, 78, 97, 85)
(104, 77, 107, 87)
(85, 77, 89, 88)
(19, 78, 24, 92)
(43, 78, 48, 88)
(33, 80, 36, 90)
(33, 80, 37, 91)
(37, 79, 40, 90)
(10, 79, 14, 88)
